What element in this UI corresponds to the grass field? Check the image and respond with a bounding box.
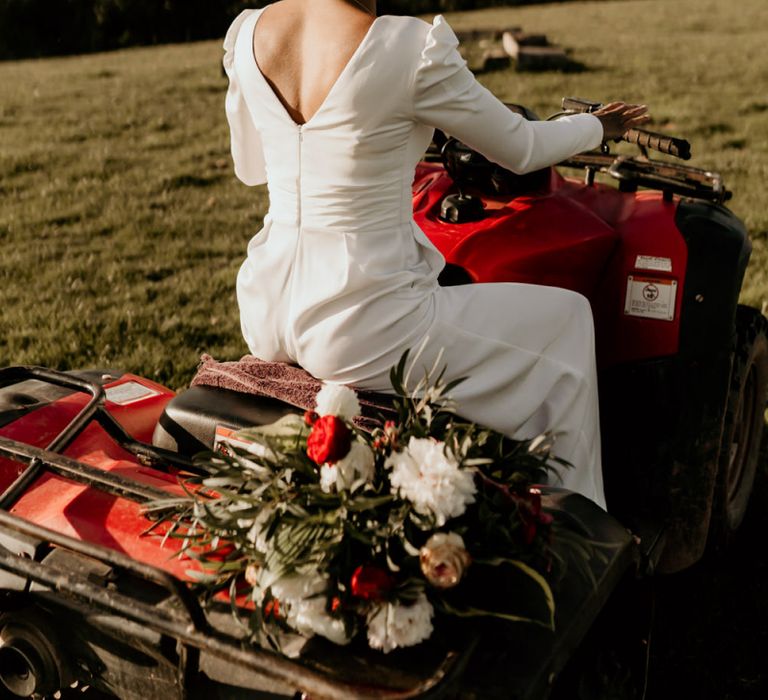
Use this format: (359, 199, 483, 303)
(1, 0, 767, 389)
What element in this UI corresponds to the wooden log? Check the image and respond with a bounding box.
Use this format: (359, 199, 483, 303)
(514, 45, 573, 72)
(515, 32, 549, 47)
(502, 31, 550, 58)
(481, 48, 512, 73)
(454, 26, 522, 44)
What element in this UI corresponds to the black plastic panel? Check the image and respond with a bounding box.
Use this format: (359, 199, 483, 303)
(675, 199, 751, 356)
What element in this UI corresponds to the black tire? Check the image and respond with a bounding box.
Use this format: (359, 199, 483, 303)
(709, 305, 768, 548)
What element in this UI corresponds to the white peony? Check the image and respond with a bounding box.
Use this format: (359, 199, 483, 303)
(386, 437, 476, 526)
(268, 574, 350, 646)
(319, 441, 375, 493)
(315, 383, 361, 420)
(366, 594, 434, 653)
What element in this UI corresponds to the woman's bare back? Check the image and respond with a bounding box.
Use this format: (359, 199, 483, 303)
(252, 0, 375, 126)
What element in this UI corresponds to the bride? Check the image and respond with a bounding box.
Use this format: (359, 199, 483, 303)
(222, 0, 650, 510)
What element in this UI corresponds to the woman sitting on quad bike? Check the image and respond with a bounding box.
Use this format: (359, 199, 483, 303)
(223, 0, 650, 510)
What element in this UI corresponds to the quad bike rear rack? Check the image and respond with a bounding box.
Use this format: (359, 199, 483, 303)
(0, 366, 638, 699)
(0, 367, 476, 698)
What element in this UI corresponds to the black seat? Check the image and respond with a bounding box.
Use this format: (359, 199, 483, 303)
(152, 386, 299, 457)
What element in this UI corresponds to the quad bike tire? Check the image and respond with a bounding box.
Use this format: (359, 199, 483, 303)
(708, 304, 768, 550)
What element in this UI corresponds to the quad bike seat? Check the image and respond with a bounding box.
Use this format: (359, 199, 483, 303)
(152, 383, 396, 458)
(152, 385, 299, 457)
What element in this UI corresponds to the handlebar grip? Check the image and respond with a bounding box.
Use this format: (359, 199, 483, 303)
(561, 97, 602, 113)
(623, 128, 691, 160)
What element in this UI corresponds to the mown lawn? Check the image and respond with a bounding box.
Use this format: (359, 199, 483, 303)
(1, 0, 766, 388)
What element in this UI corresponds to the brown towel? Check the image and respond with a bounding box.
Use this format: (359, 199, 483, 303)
(191, 355, 396, 431)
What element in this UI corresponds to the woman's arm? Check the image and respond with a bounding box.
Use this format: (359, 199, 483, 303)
(412, 17, 648, 174)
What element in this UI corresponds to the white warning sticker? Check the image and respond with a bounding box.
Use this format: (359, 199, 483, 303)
(635, 255, 673, 272)
(214, 425, 271, 458)
(105, 381, 161, 405)
(624, 275, 677, 321)
(214, 425, 254, 454)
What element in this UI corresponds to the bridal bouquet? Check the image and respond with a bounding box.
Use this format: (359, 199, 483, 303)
(149, 352, 572, 655)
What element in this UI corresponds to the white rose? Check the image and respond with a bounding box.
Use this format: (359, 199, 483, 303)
(319, 441, 375, 493)
(315, 383, 361, 420)
(366, 593, 434, 653)
(386, 437, 476, 527)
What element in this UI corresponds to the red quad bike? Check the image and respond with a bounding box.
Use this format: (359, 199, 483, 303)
(0, 97, 766, 699)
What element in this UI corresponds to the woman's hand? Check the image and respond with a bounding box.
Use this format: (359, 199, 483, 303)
(594, 102, 651, 141)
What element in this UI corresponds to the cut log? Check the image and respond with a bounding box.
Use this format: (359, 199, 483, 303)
(454, 27, 522, 44)
(502, 31, 550, 58)
(515, 45, 573, 72)
(481, 48, 512, 73)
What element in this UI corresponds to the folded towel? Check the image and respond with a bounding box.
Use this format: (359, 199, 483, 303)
(191, 355, 396, 431)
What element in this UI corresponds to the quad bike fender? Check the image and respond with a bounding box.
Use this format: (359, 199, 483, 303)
(601, 199, 752, 573)
(659, 199, 751, 571)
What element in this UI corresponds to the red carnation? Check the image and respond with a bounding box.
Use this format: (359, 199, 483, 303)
(350, 565, 394, 601)
(306, 415, 352, 465)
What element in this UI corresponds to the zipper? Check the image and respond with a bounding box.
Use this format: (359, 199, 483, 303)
(286, 125, 303, 362)
(297, 125, 303, 225)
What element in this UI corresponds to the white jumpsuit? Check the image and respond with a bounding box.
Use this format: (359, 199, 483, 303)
(224, 9, 607, 509)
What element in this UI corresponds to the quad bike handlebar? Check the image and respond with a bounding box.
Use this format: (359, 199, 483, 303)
(561, 97, 692, 160)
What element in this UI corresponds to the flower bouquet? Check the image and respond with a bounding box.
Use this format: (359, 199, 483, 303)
(148, 352, 577, 656)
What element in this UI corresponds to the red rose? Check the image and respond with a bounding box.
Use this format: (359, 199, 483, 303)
(306, 415, 352, 465)
(350, 565, 394, 601)
(304, 410, 319, 426)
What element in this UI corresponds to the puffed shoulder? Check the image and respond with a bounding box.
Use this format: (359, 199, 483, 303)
(415, 15, 473, 91)
(223, 9, 255, 71)
(420, 15, 466, 75)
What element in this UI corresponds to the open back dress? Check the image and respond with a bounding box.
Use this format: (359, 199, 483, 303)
(223, 8, 607, 509)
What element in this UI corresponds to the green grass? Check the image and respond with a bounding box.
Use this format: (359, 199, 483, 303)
(1, 0, 767, 389)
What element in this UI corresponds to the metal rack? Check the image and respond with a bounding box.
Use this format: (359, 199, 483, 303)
(0, 366, 466, 699)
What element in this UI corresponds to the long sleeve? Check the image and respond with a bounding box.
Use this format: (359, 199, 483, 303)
(412, 16, 603, 175)
(223, 10, 267, 186)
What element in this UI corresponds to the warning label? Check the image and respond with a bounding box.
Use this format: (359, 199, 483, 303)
(635, 255, 673, 272)
(214, 425, 255, 454)
(105, 381, 160, 405)
(624, 275, 677, 321)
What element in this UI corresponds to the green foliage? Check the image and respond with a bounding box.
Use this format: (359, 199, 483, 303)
(0, 0, 766, 389)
